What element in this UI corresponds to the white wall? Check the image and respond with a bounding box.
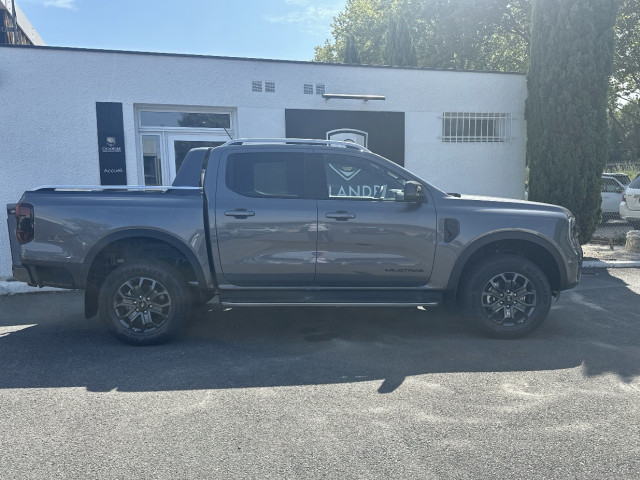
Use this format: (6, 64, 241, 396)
(0, 46, 527, 277)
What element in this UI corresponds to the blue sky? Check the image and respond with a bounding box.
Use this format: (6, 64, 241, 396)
(16, 0, 346, 61)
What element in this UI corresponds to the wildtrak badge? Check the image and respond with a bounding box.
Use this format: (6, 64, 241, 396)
(385, 267, 425, 273)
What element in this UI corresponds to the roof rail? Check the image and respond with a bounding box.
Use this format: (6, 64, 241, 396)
(33, 185, 200, 192)
(222, 138, 371, 152)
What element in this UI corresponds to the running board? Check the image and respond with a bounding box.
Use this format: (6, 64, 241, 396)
(218, 290, 442, 307)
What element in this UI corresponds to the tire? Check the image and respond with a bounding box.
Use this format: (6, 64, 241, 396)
(98, 261, 191, 345)
(462, 255, 552, 339)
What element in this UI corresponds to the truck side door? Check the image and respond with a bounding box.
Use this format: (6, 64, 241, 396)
(314, 152, 437, 287)
(213, 149, 318, 286)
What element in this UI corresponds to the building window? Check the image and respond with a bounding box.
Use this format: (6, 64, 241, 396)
(441, 112, 511, 143)
(140, 111, 231, 129)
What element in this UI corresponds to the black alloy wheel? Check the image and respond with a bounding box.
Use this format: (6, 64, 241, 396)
(463, 255, 552, 338)
(99, 261, 191, 345)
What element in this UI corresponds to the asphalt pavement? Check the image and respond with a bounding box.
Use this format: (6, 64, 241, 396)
(0, 269, 639, 479)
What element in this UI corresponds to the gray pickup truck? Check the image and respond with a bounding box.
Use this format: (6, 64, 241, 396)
(7, 139, 582, 344)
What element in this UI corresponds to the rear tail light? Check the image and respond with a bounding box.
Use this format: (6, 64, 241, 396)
(14, 203, 34, 244)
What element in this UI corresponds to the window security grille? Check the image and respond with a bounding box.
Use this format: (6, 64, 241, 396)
(441, 112, 511, 143)
(304, 84, 314, 95)
(316, 84, 326, 95)
(265, 81, 276, 93)
(252, 81, 263, 92)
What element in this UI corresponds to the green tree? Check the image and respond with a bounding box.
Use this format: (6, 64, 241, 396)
(609, 101, 640, 164)
(611, 0, 640, 108)
(526, 0, 619, 244)
(384, 11, 417, 66)
(314, 0, 390, 64)
(410, 0, 510, 70)
(480, 0, 532, 72)
(314, 0, 531, 72)
(343, 35, 361, 64)
(608, 0, 640, 164)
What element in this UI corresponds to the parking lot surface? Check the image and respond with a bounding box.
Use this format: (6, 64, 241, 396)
(1, 269, 639, 479)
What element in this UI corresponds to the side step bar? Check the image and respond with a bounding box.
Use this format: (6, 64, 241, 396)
(217, 289, 442, 308)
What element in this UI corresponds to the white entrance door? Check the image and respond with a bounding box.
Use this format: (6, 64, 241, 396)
(166, 133, 228, 183)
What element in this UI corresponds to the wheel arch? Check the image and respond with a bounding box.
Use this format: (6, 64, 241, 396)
(448, 231, 566, 301)
(82, 229, 210, 319)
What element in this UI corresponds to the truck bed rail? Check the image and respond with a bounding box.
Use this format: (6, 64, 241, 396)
(32, 185, 201, 192)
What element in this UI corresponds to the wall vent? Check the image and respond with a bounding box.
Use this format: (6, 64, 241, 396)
(304, 84, 314, 95)
(316, 84, 326, 95)
(265, 81, 276, 93)
(252, 81, 263, 92)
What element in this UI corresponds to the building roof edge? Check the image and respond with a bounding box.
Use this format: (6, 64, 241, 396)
(0, 44, 526, 76)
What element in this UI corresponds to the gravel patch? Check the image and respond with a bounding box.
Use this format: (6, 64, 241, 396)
(583, 220, 640, 263)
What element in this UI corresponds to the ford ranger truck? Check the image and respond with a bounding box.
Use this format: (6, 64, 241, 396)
(7, 139, 582, 345)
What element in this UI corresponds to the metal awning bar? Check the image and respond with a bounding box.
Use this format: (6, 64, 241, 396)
(322, 93, 386, 101)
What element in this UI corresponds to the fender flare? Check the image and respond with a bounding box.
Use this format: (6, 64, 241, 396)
(446, 230, 567, 292)
(81, 228, 209, 290)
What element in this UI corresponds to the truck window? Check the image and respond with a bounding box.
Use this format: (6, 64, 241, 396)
(320, 154, 407, 200)
(226, 152, 306, 198)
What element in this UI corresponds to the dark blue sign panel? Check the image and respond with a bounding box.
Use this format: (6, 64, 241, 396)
(96, 102, 127, 185)
(285, 109, 405, 166)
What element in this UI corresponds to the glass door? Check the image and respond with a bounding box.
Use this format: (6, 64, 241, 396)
(142, 135, 164, 186)
(167, 133, 226, 183)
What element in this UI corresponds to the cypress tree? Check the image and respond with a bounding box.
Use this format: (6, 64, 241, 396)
(526, 0, 618, 244)
(384, 12, 417, 67)
(384, 15, 398, 66)
(343, 35, 361, 64)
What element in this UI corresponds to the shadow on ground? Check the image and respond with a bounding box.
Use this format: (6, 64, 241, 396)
(0, 269, 638, 393)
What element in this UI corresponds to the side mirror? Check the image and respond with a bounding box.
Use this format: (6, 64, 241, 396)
(404, 181, 427, 203)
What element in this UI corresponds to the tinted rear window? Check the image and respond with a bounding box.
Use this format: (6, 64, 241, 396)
(629, 175, 640, 189)
(226, 152, 306, 198)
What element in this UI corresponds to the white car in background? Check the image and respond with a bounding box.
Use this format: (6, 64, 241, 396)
(603, 173, 631, 186)
(620, 175, 640, 229)
(601, 174, 627, 222)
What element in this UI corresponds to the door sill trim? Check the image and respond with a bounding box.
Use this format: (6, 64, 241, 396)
(221, 302, 440, 308)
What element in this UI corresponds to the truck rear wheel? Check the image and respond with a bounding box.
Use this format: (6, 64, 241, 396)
(98, 261, 191, 345)
(462, 255, 552, 338)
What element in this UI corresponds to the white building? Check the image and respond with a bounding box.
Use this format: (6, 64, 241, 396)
(0, 44, 527, 278)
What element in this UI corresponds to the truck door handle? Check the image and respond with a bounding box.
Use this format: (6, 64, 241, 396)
(326, 211, 356, 221)
(224, 209, 255, 218)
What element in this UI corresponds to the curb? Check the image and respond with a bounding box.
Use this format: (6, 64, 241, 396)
(582, 260, 640, 269)
(0, 281, 66, 296)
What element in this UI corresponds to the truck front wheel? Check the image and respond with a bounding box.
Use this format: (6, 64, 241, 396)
(462, 255, 552, 338)
(98, 261, 191, 345)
